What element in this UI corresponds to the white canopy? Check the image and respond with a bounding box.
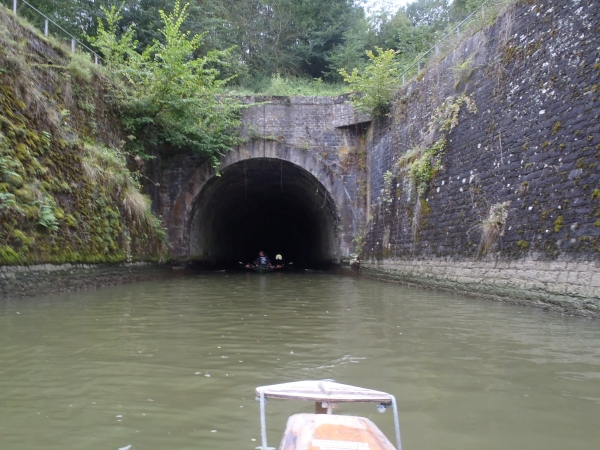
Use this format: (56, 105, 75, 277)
(256, 380, 393, 403)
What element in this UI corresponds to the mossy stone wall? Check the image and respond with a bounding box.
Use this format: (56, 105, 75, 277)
(361, 0, 600, 314)
(0, 8, 164, 266)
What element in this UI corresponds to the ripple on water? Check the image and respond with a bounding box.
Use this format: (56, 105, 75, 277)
(0, 272, 599, 450)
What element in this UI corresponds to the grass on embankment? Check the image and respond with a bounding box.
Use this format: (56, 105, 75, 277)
(229, 73, 349, 97)
(0, 7, 165, 265)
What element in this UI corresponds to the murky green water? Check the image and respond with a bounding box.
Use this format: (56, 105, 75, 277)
(1, 272, 599, 450)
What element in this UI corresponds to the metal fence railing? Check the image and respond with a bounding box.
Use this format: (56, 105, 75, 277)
(3, 0, 102, 63)
(399, 0, 513, 85)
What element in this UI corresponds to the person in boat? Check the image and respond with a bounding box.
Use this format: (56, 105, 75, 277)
(254, 251, 271, 267)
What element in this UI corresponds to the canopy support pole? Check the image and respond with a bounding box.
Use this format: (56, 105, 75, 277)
(390, 395, 402, 450)
(259, 389, 268, 450)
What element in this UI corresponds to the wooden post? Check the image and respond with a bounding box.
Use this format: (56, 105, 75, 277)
(44, 19, 48, 36)
(94, 54, 98, 64)
(71, 38, 76, 54)
(12, 0, 17, 14)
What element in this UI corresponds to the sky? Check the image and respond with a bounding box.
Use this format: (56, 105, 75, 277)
(360, 0, 413, 18)
(361, 0, 412, 11)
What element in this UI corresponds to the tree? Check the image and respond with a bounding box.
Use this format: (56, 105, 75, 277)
(338, 47, 400, 117)
(328, 16, 371, 76)
(190, 0, 359, 80)
(328, 6, 434, 78)
(90, 1, 244, 165)
(406, 0, 452, 28)
(23, 0, 488, 92)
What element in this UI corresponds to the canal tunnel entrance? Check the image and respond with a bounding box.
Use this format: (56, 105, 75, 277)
(189, 158, 337, 268)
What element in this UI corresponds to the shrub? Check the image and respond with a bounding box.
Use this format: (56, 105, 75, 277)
(339, 47, 400, 117)
(89, 1, 244, 166)
(401, 138, 447, 198)
(38, 202, 59, 231)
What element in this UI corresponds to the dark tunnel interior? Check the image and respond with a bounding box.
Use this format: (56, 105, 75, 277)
(189, 158, 337, 268)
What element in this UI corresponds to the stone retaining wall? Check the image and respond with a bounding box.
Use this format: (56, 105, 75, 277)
(0, 262, 169, 299)
(361, 257, 600, 318)
(361, 0, 600, 317)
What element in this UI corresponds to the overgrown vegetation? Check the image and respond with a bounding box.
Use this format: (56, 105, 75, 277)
(339, 48, 400, 116)
(398, 94, 477, 198)
(0, 0, 521, 266)
(452, 55, 475, 87)
(233, 73, 347, 97)
(399, 137, 447, 198)
(402, 138, 445, 242)
(431, 94, 478, 133)
(0, 8, 165, 264)
(470, 201, 511, 255)
(393, 94, 477, 242)
(88, 2, 244, 165)
(11, 0, 510, 95)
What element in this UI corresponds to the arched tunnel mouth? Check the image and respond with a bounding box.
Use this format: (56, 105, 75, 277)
(189, 158, 338, 269)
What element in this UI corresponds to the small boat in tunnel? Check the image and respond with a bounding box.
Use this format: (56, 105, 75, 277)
(255, 380, 402, 450)
(250, 265, 280, 274)
(242, 252, 288, 273)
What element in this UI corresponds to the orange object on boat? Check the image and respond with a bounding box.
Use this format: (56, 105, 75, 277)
(279, 413, 396, 450)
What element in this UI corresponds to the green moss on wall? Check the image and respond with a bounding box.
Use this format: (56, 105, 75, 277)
(515, 240, 529, 250)
(554, 216, 564, 233)
(0, 9, 165, 265)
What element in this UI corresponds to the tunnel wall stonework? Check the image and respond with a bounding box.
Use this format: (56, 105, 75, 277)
(150, 0, 600, 316)
(360, 0, 600, 317)
(150, 96, 367, 262)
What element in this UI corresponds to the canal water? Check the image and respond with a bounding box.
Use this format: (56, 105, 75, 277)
(1, 272, 599, 450)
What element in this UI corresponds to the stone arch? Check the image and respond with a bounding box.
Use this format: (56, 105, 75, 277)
(167, 141, 358, 266)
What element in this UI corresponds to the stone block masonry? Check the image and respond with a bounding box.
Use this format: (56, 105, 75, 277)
(0, 263, 169, 299)
(362, 256, 600, 318)
(149, 96, 369, 262)
(361, 0, 600, 318)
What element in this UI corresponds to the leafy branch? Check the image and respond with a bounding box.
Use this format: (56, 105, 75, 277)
(339, 47, 400, 117)
(89, 1, 244, 166)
